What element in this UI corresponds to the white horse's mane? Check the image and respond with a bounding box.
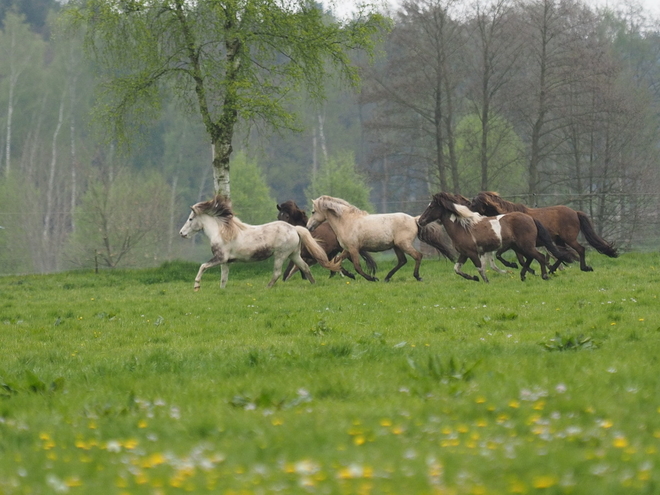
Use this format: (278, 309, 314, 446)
(452, 203, 483, 229)
(315, 196, 367, 217)
(193, 197, 248, 240)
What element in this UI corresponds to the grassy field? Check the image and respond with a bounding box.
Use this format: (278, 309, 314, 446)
(1, 252, 659, 494)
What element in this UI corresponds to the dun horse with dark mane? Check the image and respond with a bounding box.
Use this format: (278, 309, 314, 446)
(471, 192, 618, 271)
(179, 196, 340, 290)
(418, 192, 576, 282)
(307, 195, 454, 282)
(276, 200, 377, 280)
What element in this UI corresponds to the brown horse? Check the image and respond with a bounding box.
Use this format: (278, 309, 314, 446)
(276, 200, 377, 280)
(471, 192, 618, 272)
(418, 192, 576, 282)
(307, 196, 455, 282)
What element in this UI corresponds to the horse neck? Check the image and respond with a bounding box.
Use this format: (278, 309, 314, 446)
(201, 214, 244, 244)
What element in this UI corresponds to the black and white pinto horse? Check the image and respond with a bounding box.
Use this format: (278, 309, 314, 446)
(179, 196, 340, 290)
(417, 192, 576, 282)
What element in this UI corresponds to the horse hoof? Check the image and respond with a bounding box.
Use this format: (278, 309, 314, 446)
(511, 263, 519, 269)
(194, 287, 200, 292)
(472, 276, 479, 282)
(582, 266, 594, 272)
(416, 277, 423, 282)
(384, 278, 391, 282)
(372, 277, 379, 282)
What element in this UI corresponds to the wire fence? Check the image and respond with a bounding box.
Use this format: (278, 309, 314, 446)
(1, 191, 659, 275)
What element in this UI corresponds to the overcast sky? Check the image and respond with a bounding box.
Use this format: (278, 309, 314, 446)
(324, 0, 660, 22)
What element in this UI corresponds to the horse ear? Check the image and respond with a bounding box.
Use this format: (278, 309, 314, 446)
(276, 204, 281, 211)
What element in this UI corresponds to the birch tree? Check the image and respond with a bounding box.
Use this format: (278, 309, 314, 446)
(63, 0, 387, 198)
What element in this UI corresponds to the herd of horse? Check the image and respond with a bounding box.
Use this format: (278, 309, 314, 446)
(179, 191, 618, 290)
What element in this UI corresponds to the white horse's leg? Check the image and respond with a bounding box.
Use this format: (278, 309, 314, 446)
(194, 259, 224, 291)
(485, 253, 507, 274)
(290, 251, 316, 284)
(220, 263, 229, 288)
(267, 256, 286, 288)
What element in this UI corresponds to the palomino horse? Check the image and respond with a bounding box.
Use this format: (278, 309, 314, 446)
(471, 191, 618, 271)
(417, 192, 576, 282)
(276, 200, 377, 280)
(306, 196, 454, 282)
(179, 196, 340, 290)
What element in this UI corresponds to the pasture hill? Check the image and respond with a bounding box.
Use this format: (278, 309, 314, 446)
(0, 253, 659, 494)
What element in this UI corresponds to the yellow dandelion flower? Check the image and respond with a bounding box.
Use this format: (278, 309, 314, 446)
(88, 421, 97, 430)
(138, 420, 148, 428)
(533, 401, 545, 410)
(457, 424, 469, 433)
(475, 396, 486, 404)
(123, 439, 139, 450)
(639, 318, 645, 322)
(611, 322, 616, 326)
(115, 478, 128, 488)
(65, 476, 82, 487)
(380, 419, 392, 427)
(476, 419, 488, 427)
(391, 426, 404, 435)
(509, 400, 520, 408)
(613, 436, 628, 448)
(600, 420, 613, 429)
(638, 470, 651, 481)
(532, 475, 557, 488)
(354, 435, 366, 446)
(272, 418, 283, 426)
(39, 432, 51, 441)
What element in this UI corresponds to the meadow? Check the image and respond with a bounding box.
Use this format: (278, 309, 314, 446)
(1, 252, 659, 494)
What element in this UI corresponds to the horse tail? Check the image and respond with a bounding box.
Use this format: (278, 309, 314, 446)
(577, 211, 619, 258)
(295, 226, 342, 272)
(360, 250, 378, 276)
(415, 220, 456, 261)
(534, 219, 577, 264)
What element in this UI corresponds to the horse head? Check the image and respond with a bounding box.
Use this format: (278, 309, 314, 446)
(277, 200, 308, 226)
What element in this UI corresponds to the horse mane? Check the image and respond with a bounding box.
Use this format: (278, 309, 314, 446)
(433, 192, 482, 228)
(278, 200, 308, 225)
(472, 191, 528, 215)
(315, 195, 367, 217)
(193, 195, 247, 239)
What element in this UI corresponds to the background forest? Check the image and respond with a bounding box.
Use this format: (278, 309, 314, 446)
(1, 0, 660, 274)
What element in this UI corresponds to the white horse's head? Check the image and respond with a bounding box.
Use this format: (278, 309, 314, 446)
(306, 198, 328, 231)
(179, 207, 204, 238)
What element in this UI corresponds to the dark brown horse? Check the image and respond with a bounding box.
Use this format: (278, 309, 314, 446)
(471, 192, 618, 272)
(276, 200, 377, 280)
(418, 192, 576, 282)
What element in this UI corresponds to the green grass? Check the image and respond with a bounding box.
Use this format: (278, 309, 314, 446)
(1, 253, 660, 494)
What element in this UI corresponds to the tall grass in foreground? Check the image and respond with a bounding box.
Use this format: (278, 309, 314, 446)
(1, 253, 659, 494)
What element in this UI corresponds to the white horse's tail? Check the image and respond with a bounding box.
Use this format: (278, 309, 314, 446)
(295, 226, 342, 272)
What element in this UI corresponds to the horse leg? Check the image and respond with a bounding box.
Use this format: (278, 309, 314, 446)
(384, 247, 408, 282)
(518, 248, 548, 281)
(487, 252, 508, 274)
(267, 256, 286, 288)
(567, 240, 591, 272)
(472, 255, 489, 283)
(193, 258, 224, 291)
(454, 254, 480, 282)
(289, 252, 316, 284)
(219, 263, 230, 288)
(345, 248, 378, 282)
(283, 260, 305, 281)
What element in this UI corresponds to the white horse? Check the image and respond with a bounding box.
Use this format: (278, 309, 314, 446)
(306, 195, 454, 282)
(179, 196, 341, 290)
